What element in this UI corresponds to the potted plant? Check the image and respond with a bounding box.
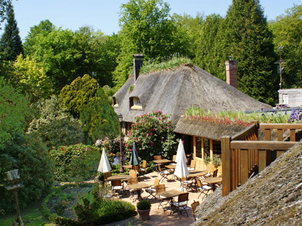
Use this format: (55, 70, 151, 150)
(212, 156, 221, 169)
(136, 200, 151, 220)
(204, 154, 214, 173)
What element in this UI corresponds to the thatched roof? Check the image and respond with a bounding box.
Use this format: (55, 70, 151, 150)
(191, 141, 302, 225)
(113, 64, 271, 125)
(174, 118, 246, 140)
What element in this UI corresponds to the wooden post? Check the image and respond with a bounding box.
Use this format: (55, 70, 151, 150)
(258, 149, 271, 172)
(240, 149, 248, 184)
(221, 136, 231, 196)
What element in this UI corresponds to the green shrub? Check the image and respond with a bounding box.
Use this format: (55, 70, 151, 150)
(204, 154, 211, 165)
(213, 156, 221, 169)
(125, 111, 178, 160)
(137, 200, 151, 210)
(49, 144, 101, 182)
(27, 95, 85, 150)
(0, 133, 54, 214)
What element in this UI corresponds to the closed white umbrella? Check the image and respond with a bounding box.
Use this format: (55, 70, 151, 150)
(97, 148, 112, 173)
(174, 139, 189, 179)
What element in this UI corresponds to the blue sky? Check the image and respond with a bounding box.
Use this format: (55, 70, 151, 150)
(4, 0, 302, 41)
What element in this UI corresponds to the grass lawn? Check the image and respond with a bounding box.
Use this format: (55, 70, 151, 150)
(0, 201, 52, 226)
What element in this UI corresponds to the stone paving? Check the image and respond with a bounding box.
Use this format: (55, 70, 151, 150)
(103, 171, 209, 226)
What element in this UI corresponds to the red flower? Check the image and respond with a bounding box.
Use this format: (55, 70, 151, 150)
(61, 147, 64, 150)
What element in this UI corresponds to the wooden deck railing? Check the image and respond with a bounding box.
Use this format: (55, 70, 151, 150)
(221, 121, 302, 196)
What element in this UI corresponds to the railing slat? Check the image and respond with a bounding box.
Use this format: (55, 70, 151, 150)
(230, 141, 297, 150)
(260, 123, 302, 129)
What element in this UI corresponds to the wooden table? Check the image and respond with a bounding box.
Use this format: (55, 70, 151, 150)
(153, 159, 171, 164)
(157, 189, 184, 199)
(127, 182, 151, 200)
(107, 174, 132, 181)
(188, 171, 208, 179)
(202, 177, 222, 191)
(122, 165, 132, 169)
(165, 164, 176, 170)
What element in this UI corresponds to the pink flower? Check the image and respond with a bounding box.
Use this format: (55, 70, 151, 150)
(129, 132, 132, 135)
(135, 137, 137, 140)
(167, 126, 170, 129)
(137, 141, 140, 144)
(151, 132, 153, 135)
(129, 149, 132, 152)
(147, 134, 149, 136)
(85, 148, 88, 151)
(152, 128, 155, 131)
(182, 140, 184, 144)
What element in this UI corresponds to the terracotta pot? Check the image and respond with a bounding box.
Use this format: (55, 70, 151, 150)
(137, 209, 150, 220)
(207, 163, 215, 173)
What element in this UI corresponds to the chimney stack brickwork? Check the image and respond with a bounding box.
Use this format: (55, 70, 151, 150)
(133, 54, 144, 82)
(225, 60, 238, 89)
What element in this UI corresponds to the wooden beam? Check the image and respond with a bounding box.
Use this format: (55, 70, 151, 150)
(232, 124, 257, 140)
(240, 149, 248, 185)
(221, 136, 231, 197)
(265, 129, 271, 141)
(230, 141, 297, 150)
(260, 123, 302, 130)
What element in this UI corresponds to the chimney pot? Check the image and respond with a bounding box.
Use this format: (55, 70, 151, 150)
(133, 54, 144, 82)
(225, 59, 238, 89)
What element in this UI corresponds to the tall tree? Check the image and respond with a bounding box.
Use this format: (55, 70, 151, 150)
(222, 0, 277, 104)
(269, 4, 302, 88)
(193, 14, 225, 79)
(0, 2, 23, 61)
(113, 0, 190, 88)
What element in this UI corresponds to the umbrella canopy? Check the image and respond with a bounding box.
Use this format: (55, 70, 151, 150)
(130, 142, 139, 166)
(97, 148, 112, 173)
(174, 139, 189, 179)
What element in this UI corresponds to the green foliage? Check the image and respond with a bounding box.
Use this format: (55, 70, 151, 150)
(0, 77, 32, 148)
(113, 0, 190, 88)
(138, 57, 191, 74)
(136, 200, 151, 210)
(185, 107, 299, 125)
(203, 154, 211, 165)
(27, 95, 85, 150)
(0, 2, 23, 61)
(269, 4, 302, 88)
(49, 144, 101, 182)
(212, 156, 221, 169)
(102, 85, 118, 105)
(13, 54, 53, 103)
(59, 74, 119, 143)
(193, 14, 225, 80)
(222, 0, 277, 104)
(126, 111, 177, 160)
(0, 133, 54, 214)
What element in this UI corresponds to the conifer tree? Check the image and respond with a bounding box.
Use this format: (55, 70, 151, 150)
(222, 0, 277, 104)
(0, 2, 23, 61)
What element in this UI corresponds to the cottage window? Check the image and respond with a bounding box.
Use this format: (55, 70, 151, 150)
(203, 138, 210, 158)
(213, 140, 221, 158)
(113, 97, 118, 107)
(196, 137, 202, 158)
(130, 97, 142, 110)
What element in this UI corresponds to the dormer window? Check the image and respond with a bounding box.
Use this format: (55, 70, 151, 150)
(113, 97, 118, 107)
(130, 96, 142, 110)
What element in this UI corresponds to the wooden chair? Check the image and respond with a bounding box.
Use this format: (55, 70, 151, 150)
(196, 178, 212, 200)
(129, 169, 137, 178)
(139, 160, 147, 173)
(154, 155, 162, 160)
(155, 184, 170, 211)
(127, 177, 139, 202)
(158, 164, 172, 183)
(111, 179, 124, 196)
(145, 178, 159, 199)
(170, 192, 189, 218)
(212, 169, 218, 177)
(191, 200, 200, 221)
(187, 160, 196, 171)
(180, 177, 194, 191)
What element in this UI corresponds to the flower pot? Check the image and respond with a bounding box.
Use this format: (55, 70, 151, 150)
(137, 209, 150, 220)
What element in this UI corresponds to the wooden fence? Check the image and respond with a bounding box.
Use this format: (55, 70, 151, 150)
(221, 121, 301, 196)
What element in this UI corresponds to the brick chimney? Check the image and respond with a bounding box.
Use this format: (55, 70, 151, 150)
(133, 54, 144, 82)
(225, 58, 238, 89)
